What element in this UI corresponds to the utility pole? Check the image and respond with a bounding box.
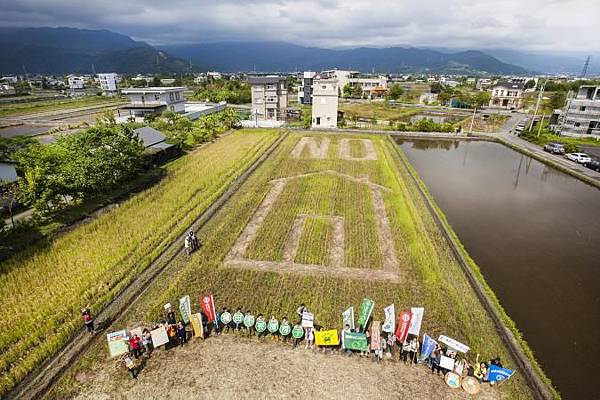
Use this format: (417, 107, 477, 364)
(558, 90, 574, 135)
(579, 56, 591, 79)
(537, 113, 546, 137)
(529, 79, 546, 131)
(469, 107, 477, 134)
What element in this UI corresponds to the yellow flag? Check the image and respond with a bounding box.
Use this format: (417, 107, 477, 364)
(190, 313, 204, 339)
(315, 329, 339, 346)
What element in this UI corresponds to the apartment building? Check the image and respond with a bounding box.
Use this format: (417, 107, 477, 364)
(489, 81, 524, 110)
(97, 73, 119, 95)
(248, 76, 287, 121)
(311, 76, 338, 129)
(67, 75, 86, 92)
(320, 70, 388, 98)
(298, 71, 317, 105)
(556, 85, 600, 136)
(120, 87, 186, 119)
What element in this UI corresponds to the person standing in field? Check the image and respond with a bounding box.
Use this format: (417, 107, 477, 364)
(142, 328, 153, 354)
(305, 327, 314, 349)
(342, 324, 352, 356)
(296, 304, 307, 323)
(81, 307, 95, 335)
(176, 322, 187, 346)
(123, 354, 138, 379)
(166, 307, 177, 326)
(408, 336, 420, 365)
(184, 234, 191, 255)
(401, 338, 411, 363)
(129, 334, 142, 359)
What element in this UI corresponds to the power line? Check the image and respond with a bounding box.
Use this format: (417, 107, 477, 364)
(579, 55, 591, 79)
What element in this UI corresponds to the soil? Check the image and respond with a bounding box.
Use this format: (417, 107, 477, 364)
(73, 335, 502, 400)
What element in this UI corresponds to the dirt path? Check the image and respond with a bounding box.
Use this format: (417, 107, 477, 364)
(73, 335, 502, 400)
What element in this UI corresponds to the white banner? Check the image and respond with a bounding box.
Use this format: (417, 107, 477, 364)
(301, 311, 314, 328)
(151, 326, 169, 347)
(382, 304, 395, 333)
(438, 335, 470, 353)
(342, 307, 354, 330)
(408, 307, 424, 336)
(440, 355, 455, 370)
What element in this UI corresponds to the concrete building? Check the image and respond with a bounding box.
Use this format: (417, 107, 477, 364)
(119, 87, 186, 120)
(298, 71, 317, 105)
(97, 73, 119, 95)
(311, 76, 338, 129)
(555, 85, 600, 137)
(489, 81, 524, 110)
(67, 75, 86, 95)
(321, 70, 358, 97)
(320, 70, 388, 98)
(248, 76, 287, 121)
(476, 78, 493, 90)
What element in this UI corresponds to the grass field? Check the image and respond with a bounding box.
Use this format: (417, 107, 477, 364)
(48, 132, 536, 399)
(340, 101, 423, 122)
(0, 96, 123, 118)
(0, 130, 279, 396)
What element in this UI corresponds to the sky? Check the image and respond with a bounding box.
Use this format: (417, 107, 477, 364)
(1, 0, 599, 53)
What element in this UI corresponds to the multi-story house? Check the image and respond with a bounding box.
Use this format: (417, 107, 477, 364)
(67, 75, 86, 94)
(248, 76, 287, 121)
(311, 76, 338, 129)
(489, 81, 524, 110)
(298, 71, 317, 105)
(120, 87, 186, 120)
(97, 73, 119, 95)
(556, 85, 600, 137)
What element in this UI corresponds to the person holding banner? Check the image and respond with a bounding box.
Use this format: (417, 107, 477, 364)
(256, 314, 266, 338)
(296, 304, 307, 324)
(474, 354, 489, 383)
(408, 336, 420, 365)
(142, 328, 153, 354)
(279, 316, 290, 343)
(122, 354, 138, 379)
(176, 322, 187, 346)
(342, 324, 353, 356)
(305, 327, 314, 349)
(128, 334, 142, 359)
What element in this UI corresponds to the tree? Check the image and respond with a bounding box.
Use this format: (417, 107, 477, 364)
(437, 91, 452, 105)
(472, 91, 491, 109)
(351, 85, 363, 98)
(524, 80, 536, 90)
(14, 80, 31, 95)
(550, 92, 567, 110)
(0, 136, 36, 161)
(151, 77, 162, 87)
(387, 84, 404, 100)
(342, 84, 353, 98)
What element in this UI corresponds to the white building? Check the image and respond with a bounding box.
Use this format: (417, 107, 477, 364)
(207, 71, 222, 80)
(489, 81, 524, 110)
(320, 70, 388, 98)
(97, 73, 119, 95)
(67, 75, 85, 90)
(119, 87, 186, 120)
(248, 76, 287, 121)
(311, 76, 338, 129)
(298, 71, 317, 105)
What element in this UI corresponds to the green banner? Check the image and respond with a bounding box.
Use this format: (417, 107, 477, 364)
(268, 319, 279, 333)
(292, 325, 304, 339)
(244, 314, 255, 328)
(357, 298, 375, 328)
(279, 323, 291, 336)
(255, 320, 266, 333)
(233, 312, 244, 324)
(220, 311, 232, 325)
(344, 331, 368, 351)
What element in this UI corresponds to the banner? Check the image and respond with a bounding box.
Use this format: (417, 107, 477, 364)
(342, 306, 355, 330)
(445, 372, 461, 389)
(395, 310, 412, 344)
(150, 326, 169, 347)
(343, 331, 368, 351)
(190, 313, 205, 338)
(268, 319, 279, 333)
(370, 321, 381, 350)
(107, 330, 129, 357)
(440, 355, 455, 370)
(315, 329, 340, 346)
(301, 311, 314, 328)
(438, 335, 470, 353)
(233, 311, 244, 325)
(292, 325, 304, 339)
(255, 320, 267, 333)
(408, 307, 424, 336)
(420, 333, 437, 361)
(382, 304, 395, 333)
(243, 314, 255, 328)
(200, 294, 216, 322)
(357, 298, 374, 328)
(221, 311, 232, 325)
(487, 365, 515, 383)
(179, 295, 191, 324)
(279, 323, 291, 336)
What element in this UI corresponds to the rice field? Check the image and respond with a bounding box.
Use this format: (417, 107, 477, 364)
(48, 132, 534, 399)
(0, 129, 280, 396)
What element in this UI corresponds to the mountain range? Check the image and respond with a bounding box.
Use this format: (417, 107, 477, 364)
(2, 26, 586, 76)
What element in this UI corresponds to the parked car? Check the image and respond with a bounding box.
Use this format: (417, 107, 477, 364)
(565, 153, 592, 164)
(586, 159, 600, 172)
(544, 142, 566, 155)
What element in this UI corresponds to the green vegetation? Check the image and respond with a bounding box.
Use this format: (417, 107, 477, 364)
(50, 133, 535, 399)
(0, 96, 123, 117)
(0, 130, 279, 396)
(519, 123, 600, 151)
(340, 102, 422, 122)
(192, 79, 251, 104)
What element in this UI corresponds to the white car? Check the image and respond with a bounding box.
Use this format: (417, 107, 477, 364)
(565, 153, 592, 164)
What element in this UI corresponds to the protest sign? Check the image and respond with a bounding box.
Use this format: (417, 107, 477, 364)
(440, 355, 455, 370)
(395, 310, 412, 344)
(150, 326, 169, 347)
(342, 306, 355, 330)
(420, 333, 437, 361)
(461, 376, 480, 394)
(129, 327, 143, 338)
(190, 313, 204, 339)
(279, 323, 291, 336)
(292, 325, 304, 339)
(220, 311, 232, 325)
(315, 329, 340, 346)
(255, 320, 267, 333)
(357, 298, 374, 328)
(179, 295, 191, 324)
(343, 331, 368, 351)
(487, 365, 515, 383)
(233, 311, 244, 325)
(445, 372, 461, 389)
(438, 335, 470, 353)
(371, 321, 381, 350)
(382, 304, 395, 333)
(200, 294, 216, 322)
(301, 311, 314, 328)
(107, 330, 129, 358)
(268, 319, 279, 333)
(244, 314, 255, 328)
(408, 307, 424, 336)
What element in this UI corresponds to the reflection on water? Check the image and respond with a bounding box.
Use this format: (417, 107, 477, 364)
(397, 138, 600, 400)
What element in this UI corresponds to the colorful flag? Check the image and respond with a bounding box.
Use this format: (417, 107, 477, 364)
(190, 313, 204, 338)
(200, 294, 216, 322)
(487, 365, 515, 383)
(343, 331, 368, 351)
(382, 304, 395, 333)
(420, 333, 437, 361)
(315, 329, 340, 346)
(357, 298, 375, 328)
(370, 321, 381, 350)
(438, 335, 470, 353)
(408, 307, 424, 336)
(301, 311, 314, 328)
(179, 295, 191, 324)
(342, 306, 355, 330)
(395, 310, 412, 344)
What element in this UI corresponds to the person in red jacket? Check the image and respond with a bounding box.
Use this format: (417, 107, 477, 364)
(81, 307, 95, 335)
(129, 334, 142, 359)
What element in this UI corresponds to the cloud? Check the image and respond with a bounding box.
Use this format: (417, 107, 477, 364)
(0, 0, 598, 52)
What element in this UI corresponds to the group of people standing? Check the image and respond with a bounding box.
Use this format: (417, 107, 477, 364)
(184, 231, 200, 255)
